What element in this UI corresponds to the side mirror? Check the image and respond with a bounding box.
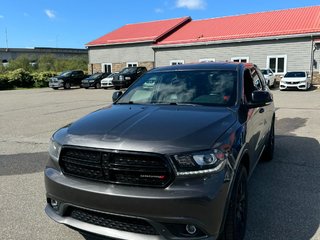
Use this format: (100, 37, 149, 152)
(248, 90, 272, 108)
(112, 91, 122, 102)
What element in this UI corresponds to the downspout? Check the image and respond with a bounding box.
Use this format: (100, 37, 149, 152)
(153, 47, 156, 69)
(310, 36, 315, 84)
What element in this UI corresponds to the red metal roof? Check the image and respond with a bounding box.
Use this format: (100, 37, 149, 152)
(86, 17, 191, 46)
(157, 6, 320, 46)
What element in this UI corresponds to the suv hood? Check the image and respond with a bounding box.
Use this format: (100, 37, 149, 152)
(54, 105, 236, 154)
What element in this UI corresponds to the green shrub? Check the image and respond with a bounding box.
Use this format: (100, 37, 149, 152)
(32, 71, 57, 88)
(7, 68, 34, 88)
(0, 74, 14, 90)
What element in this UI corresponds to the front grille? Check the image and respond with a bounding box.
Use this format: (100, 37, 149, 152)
(67, 207, 158, 235)
(59, 147, 173, 187)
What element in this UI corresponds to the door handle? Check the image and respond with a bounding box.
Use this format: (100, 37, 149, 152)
(259, 108, 264, 113)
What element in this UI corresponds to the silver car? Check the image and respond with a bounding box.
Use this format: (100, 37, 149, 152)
(261, 68, 276, 88)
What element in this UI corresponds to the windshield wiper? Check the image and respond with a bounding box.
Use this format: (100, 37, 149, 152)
(116, 101, 134, 104)
(152, 102, 201, 106)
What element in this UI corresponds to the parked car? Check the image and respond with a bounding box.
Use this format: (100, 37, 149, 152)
(82, 72, 109, 89)
(112, 66, 147, 90)
(261, 68, 276, 87)
(48, 70, 86, 89)
(280, 71, 311, 90)
(100, 72, 118, 89)
(45, 62, 275, 240)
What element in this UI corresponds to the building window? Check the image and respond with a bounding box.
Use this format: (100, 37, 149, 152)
(101, 63, 112, 73)
(231, 57, 249, 63)
(2, 59, 9, 67)
(170, 60, 184, 65)
(199, 58, 215, 63)
(127, 62, 138, 68)
(267, 55, 287, 74)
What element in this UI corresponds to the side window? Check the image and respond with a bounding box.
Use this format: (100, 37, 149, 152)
(250, 68, 263, 90)
(256, 68, 267, 88)
(137, 68, 143, 74)
(243, 69, 257, 102)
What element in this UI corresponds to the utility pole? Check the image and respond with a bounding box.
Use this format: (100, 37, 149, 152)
(5, 28, 8, 49)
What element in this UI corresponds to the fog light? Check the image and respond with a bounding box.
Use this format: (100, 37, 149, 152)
(50, 199, 59, 210)
(186, 224, 197, 235)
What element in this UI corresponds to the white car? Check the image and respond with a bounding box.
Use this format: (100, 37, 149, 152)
(101, 73, 118, 89)
(280, 71, 311, 91)
(261, 68, 276, 88)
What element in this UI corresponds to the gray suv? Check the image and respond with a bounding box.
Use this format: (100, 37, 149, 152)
(45, 62, 275, 240)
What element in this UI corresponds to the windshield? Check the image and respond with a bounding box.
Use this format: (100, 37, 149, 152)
(116, 70, 237, 106)
(88, 73, 102, 79)
(60, 71, 72, 77)
(261, 70, 268, 75)
(120, 67, 136, 74)
(107, 73, 116, 78)
(284, 72, 306, 78)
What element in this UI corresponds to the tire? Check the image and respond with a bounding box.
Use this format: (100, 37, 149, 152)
(115, 86, 120, 90)
(64, 82, 71, 89)
(85, 87, 89, 89)
(95, 82, 101, 89)
(223, 165, 248, 240)
(262, 120, 275, 161)
(52, 87, 59, 90)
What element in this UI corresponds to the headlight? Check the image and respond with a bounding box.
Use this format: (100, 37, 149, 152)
(125, 76, 131, 80)
(89, 80, 95, 83)
(173, 149, 227, 176)
(49, 138, 62, 162)
(119, 75, 124, 81)
(58, 79, 64, 83)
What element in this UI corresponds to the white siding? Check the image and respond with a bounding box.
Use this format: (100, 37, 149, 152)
(89, 43, 154, 64)
(154, 38, 312, 72)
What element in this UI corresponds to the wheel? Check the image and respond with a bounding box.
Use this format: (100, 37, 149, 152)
(115, 86, 120, 90)
(262, 120, 275, 161)
(95, 82, 101, 89)
(52, 87, 59, 90)
(64, 82, 71, 89)
(306, 82, 310, 90)
(223, 165, 248, 240)
(85, 87, 89, 89)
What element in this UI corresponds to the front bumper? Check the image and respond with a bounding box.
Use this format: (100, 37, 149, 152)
(280, 81, 307, 90)
(49, 82, 64, 88)
(45, 167, 230, 240)
(101, 81, 113, 88)
(112, 80, 129, 88)
(82, 82, 95, 88)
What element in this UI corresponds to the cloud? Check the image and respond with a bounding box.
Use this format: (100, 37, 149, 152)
(176, 0, 206, 10)
(0, 15, 4, 19)
(45, 9, 56, 19)
(155, 8, 164, 13)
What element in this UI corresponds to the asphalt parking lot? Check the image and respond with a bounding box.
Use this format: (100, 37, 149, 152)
(0, 87, 319, 240)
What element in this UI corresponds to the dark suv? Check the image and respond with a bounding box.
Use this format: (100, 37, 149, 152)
(112, 66, 147, 90)
(45, 62, 275, 240)
(48, 70, 86, 89)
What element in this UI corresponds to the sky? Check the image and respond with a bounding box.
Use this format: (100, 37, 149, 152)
(0, 0, 319, 49)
